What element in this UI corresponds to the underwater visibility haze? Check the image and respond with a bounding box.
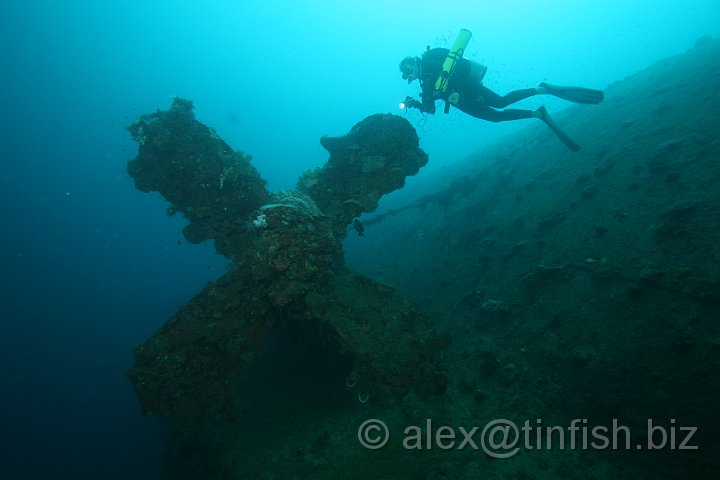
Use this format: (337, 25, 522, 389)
(1, 1, 719, 478)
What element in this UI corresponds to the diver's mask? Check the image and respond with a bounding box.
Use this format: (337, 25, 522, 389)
(400, 57, 419, 83)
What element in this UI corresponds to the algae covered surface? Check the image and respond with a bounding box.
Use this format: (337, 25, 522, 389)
(126, 41, 719, 479)
(344, 38, 720, 479)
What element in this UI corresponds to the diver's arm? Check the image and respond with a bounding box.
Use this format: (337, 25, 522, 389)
(404, 94, 436, 114)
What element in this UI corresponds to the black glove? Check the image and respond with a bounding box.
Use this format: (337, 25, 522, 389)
(404, 96, 422, 109)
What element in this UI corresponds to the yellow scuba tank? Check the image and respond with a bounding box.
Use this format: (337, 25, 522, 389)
(434, 28, 472, 94)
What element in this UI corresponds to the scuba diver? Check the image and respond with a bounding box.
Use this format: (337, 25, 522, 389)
(399, 30, 604, 151)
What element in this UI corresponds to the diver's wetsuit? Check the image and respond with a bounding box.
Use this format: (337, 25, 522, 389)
(417, 48, 537, 122)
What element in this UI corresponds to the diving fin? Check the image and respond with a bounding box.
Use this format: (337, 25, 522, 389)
(538, 106, 580, 152)
(539, 82, 604, 104)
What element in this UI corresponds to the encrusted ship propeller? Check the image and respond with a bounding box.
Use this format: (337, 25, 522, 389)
(126, 98, 446, 423)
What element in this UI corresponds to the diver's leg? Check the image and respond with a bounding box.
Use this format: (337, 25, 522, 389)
(479, 83, 605, 108)
(480, 85, 538, 108)
(457, 102, 534, 122)
(460, 101, 580, 151)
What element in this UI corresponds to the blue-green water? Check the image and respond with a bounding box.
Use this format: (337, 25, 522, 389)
(1, 1, 719, 478)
